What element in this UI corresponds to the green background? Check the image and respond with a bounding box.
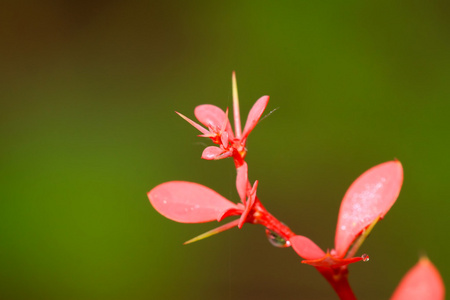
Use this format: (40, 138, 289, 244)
(1, 1, 448, 299)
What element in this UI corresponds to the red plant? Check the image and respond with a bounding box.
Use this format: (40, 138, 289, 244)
(147, 73, 445, 299)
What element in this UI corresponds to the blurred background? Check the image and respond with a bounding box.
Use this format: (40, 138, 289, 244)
(1, 1, 449, 299)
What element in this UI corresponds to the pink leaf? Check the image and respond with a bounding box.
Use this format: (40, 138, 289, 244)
(217, 204, 245, 222)
(194, 105, 234, 139)
(391, 258, 445, 300)
(201, 146, 224, 160)
(290, 235, 326, 260)
(335, 160, 403, 257)
(291, 237, 365, 268)
(221, 131, 229, 147)
(236, 162, 249, 203)
(242, 96, 269, 140)
(148, 181, 238, 223)
(302, 254, 363, 268)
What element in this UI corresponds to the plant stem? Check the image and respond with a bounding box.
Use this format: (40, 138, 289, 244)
(317, 266, 357, 300)
(250, 199, 296, 242)
(249, 199, 357, 299)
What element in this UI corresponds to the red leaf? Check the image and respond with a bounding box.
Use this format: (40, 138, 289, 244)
(302, 254, 363, 268)
(148, 181, 238, 223)
(194, 105, 234, 139)
(236, 162, 249, 203)
(391, 258, 445, 300)
(290, 235, 325, 260)
(217, 204, 244, 222)
(335, 160, 403, 257)
(201, 146, 224, 160)
(242, 96, 269, 140)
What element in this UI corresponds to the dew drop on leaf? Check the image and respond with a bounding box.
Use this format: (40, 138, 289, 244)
(361, 253, 370, 262)
(265, 228, 290, 248)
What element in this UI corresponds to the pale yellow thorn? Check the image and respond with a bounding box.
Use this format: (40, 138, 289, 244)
(345, 215, 381, 259)
(183, 219, 240, 245)
(232, 71, 242, 139)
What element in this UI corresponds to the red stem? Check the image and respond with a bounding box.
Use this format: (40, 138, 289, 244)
(234, 163, 357, 299)
(249, 199, 296, 241)
(317, 266, 357, 300)
(248, 199, 358, 299)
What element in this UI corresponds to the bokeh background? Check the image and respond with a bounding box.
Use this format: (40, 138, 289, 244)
(1, 1, 449, 299)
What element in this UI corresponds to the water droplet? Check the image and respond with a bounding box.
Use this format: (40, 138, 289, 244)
(361, 254, 370, 262)
(265, 229, 290, 248)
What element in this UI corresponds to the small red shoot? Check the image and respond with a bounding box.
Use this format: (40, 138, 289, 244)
(194, 105, 235, 141)
(291, 160, 404, 268)
(176, 72, 269, 166)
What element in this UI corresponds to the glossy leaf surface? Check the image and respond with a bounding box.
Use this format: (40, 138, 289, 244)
(335, 160, 403, 257)
(148, 181, 238, 223)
